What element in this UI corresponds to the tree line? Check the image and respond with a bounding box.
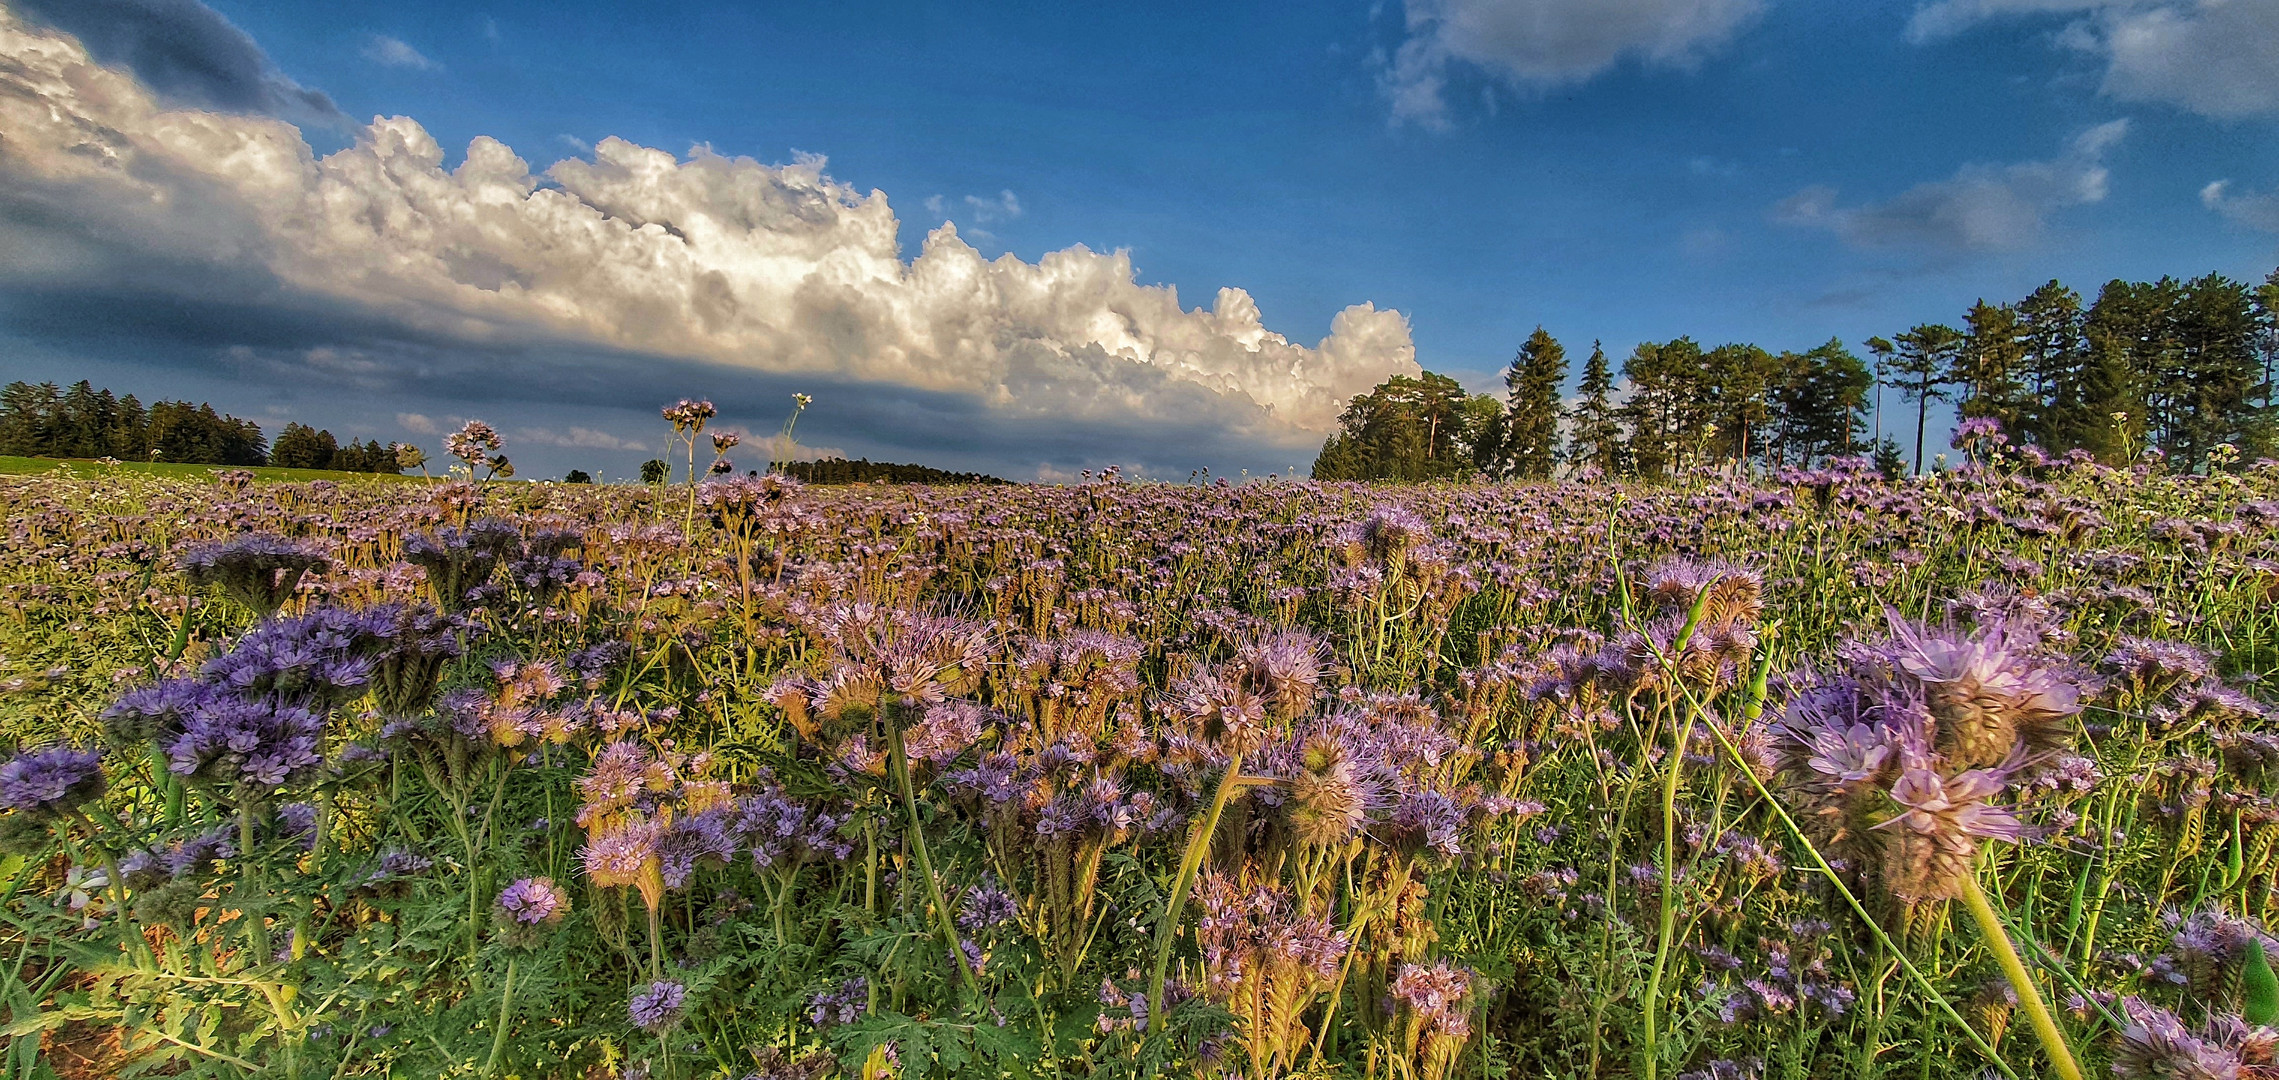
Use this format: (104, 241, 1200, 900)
(0, 380, 404, 473)
(1313, 266, 2279, 480)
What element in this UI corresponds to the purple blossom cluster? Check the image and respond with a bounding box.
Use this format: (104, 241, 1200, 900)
(0, 743, 104, 819)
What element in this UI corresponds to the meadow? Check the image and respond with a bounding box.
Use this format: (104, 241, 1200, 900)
(3, 435, 2276, 1080)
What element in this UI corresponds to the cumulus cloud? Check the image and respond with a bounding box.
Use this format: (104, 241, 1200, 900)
(0, 9, 1416, 464)
(396, 412, 440, 434)
(1382, 0, 1766, 126)
(8, 0, 342, 124)
(2202, 180, 2279, 232)
(1772, 120, 2127, 251)
(361, 34, 437, 70)
(1908, 0, 2279, 118)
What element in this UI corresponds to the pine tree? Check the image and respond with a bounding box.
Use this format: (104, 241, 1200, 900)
(1309, 372, 1487, 481)
(1500, 327, 1567, 479)
(270, 423, 341, 470)
(1703, 342, 1783, 467)
(1866, 325, 1962, 474)
(1956, 301, 2031, 434)
(2013, 281, 2087, 448)
(1771, 339, 1871, 466)
(1564, 341, 1623, 474)
(2165, 273, 2263, 469)
(1620, 338, 1715, 479)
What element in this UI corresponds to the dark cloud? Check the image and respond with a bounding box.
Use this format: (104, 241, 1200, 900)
(0, 280, 1319, 482)
(10, 0, 343, 124)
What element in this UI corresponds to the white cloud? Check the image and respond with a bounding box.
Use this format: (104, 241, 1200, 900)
(1383, 0, 1766, 126)
(0, 10, 1415, 442)
(1773, 120, 2127, 251)
(964, 190, 1022, 223)
(396, 412, 440, 433)
(2202, 179, 2279, 232)
(1908, 0, 2279, 118)
(361, 34, 437, 70)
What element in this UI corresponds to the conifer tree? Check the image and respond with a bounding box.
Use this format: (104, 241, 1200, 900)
(1500, 327, 1567, 479)
(1564, 341, 1623, 474)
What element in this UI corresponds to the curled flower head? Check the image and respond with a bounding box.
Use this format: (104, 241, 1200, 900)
(958, 878, 1018, 930)
(582, 816, 666, 911)
(661, 399, 717, 432)
(1391, 960, 1477, 1040)
(496, 877, 570, 927)
(0, 744, 104, 819)
(178, 535, 330, 617)
(2110, 996, 2249, 1080)
(1234, 628, 1325, 721)
(1286, 733, 1373, 849)
(1875, 614, 2081, 769)
(1869, 762, 2029, 906)
(628, 979, 687, 1033)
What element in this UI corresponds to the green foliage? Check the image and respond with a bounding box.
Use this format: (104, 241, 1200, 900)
(782, 458, 1007, 485)
(1311, 371, 1496, 481)
(1498, 327, 1568, 480)
(7, 458, 2279, 1080)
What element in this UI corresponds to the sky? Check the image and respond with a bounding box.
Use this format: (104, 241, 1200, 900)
(0, 0, 2274, 481)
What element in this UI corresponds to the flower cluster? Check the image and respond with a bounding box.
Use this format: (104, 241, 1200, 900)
(1773, 613, 2087, 909)
(179, 534, 329, 616)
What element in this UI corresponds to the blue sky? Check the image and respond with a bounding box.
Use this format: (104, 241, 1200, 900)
(1, 0, 2274, 479)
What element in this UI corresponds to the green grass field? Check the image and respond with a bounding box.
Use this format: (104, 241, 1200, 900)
(0, 455, 431, 484)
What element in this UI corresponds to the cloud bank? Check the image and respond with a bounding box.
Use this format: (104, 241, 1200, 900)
(0, 8, 1417, 475)
(1383, 0, 1765, 126)
(1773, 120, 2127, 252)
(1909, 0, 2279, 118)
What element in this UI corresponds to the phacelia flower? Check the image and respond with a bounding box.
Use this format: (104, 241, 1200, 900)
(0, 744, 105, 819)
(628, 979, 688, 1033)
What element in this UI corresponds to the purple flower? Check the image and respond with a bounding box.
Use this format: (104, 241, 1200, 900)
(2111, 996, 2245, 1079)
(660, 807, 740, 888)
(628, 979, 687, 1032)
(734, 787, 854, 869)
(958, 879, 1018, 930)
(178, 534, 329, 616)
(496, 877, 570, 927)
(807, 977, 868, 1027)
(1390, 960, 1477, 1039)
(1386, 789, 1466, 863)
(0, 743, 104, 818)
(163, 695, 328, 795)
(202, 607, 383, 710)
(404, 521, 522, 613)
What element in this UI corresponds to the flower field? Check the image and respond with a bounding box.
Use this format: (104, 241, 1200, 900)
(5, 449, 2279, 1080)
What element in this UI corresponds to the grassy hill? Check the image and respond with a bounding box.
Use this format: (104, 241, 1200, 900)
(0, 455, 431, 484)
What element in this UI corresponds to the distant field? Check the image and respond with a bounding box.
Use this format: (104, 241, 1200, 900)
(0, 455, 431, 483)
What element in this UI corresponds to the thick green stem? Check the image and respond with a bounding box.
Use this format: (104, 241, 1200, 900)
(1960, 873, 2085, 1080)
(237, 804, 271, 964)
(1642, 705, 1699, 1080)
(1148, 751, 1244, 1025)
(1696, 720, 2017, 1078)
(484, 957, 517, 1076)
(887, 723, 975, 997)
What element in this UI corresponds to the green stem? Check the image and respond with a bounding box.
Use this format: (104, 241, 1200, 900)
(1960, 873, 2085, 1080)
(1697, 719, 2017, 1078)
(236, 804, 271, 965)
(1147, 751, 1244, 1026)
(887, 723, 975, 997)
(484, 956, 517, 1076)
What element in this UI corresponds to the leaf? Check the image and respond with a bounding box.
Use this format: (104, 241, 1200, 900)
(2245, 939, 2279, 1028)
